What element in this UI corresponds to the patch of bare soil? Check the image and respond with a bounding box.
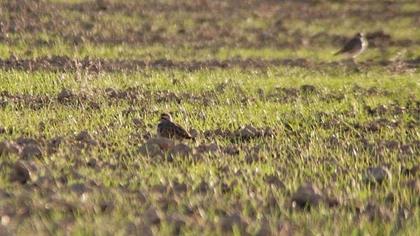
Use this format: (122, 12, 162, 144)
(0, 56, 419, 72)
(1, 0, 419, 49)
(0, 114, 418, 234)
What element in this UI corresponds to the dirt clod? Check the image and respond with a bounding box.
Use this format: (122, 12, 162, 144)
(70, 183, 91, 195)
(405, 179, 420, 193)
(364, 202, 393, 222)
(47, 136, 63, 154)
(189, 128, 199, 139)
(75, 130, 98, 146)
(169, 143, 192, 157)
(144, 138, 175, 151)
(57, 88, 75, 104)
(291, 183, 324, 208)
(364, 166, 392, 184)
(300, 84, 317, 94)
(20, 144, 43, 159)
(196, 143, 220, 154)
(194, 180, 210, 193)
(139, 143, 163, 158)
(10, 160, 38, 184)
(235, 125, 262, 140)
(144, 207, 161, 225)
(0, 141, 21, 155)
(264, 175, 286, 189)
(219, 213, 248, 232)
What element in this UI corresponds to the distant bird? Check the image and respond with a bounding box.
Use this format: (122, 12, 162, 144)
(334, 32, 368, 59)
(157, 113, 193, 140)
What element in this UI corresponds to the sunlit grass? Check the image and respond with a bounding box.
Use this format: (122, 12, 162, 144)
(0, 0, 419, 235)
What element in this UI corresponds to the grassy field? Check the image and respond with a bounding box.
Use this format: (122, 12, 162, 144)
(0, 0, 419, 235)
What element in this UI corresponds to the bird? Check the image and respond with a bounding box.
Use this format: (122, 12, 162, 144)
(157, 113, 193, 140)
(334, 32, 368, 59)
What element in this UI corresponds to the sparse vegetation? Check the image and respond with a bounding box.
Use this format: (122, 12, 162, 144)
(0, 0, 419, 235)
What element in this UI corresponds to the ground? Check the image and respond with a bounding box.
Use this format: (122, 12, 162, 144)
(0, 0, 419, 235)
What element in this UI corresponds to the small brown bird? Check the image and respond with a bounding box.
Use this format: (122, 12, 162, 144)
(335, 32, 368, 59)
(157, 113, 193, 140)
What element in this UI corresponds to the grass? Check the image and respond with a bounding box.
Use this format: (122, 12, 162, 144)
(0, 0, 419, 235)
(0, 67, 419, 235)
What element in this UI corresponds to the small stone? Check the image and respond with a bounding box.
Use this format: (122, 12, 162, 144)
(364, 166, 392, 184)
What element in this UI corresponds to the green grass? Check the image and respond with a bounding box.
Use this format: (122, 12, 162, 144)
(0, 0, 419, 235)
(0, 67, 419, 235)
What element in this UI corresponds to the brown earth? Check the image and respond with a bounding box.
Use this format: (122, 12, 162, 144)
(0, 56, 419, 72)
(1, 0, 419, 49)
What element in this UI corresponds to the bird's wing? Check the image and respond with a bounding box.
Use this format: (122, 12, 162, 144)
(157, 122, 169, 137)
(171, 122, 193, 139)
(335, 37, 361, 55)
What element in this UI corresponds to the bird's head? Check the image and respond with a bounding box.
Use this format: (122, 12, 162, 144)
(356, 32, 365, 38)
(160, 113, 172, 122)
